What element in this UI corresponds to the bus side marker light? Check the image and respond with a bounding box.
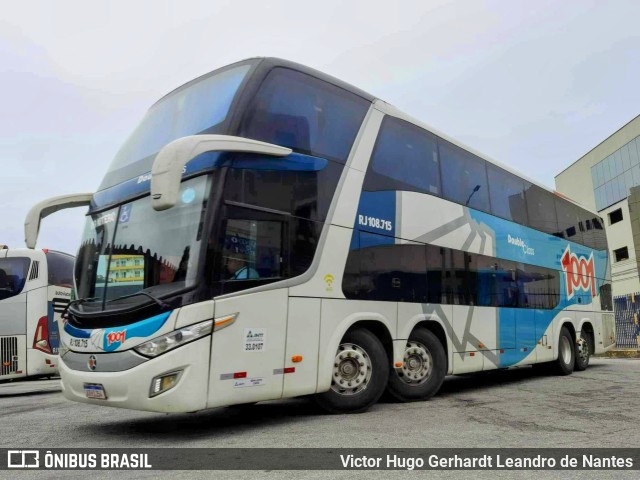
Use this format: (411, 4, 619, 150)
(469, 352, 475, 357)
(214, 313, 238, 332)
(478, 343, 485, 349)
(233, 372, 247, 379)
(394, 362, 403, 368)
(291, 355, 303, 363)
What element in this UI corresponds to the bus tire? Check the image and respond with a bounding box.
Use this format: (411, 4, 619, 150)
(574, 331, 591, 371)
(314, 328, 389, 414)
(552, 326, 575, 375)
(386, 328, 446, 402)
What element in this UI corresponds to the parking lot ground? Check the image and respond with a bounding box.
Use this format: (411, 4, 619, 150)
(2, 359, 639, 479)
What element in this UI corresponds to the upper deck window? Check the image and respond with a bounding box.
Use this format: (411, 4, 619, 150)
(241, 68, 370, 163)
(439, 139, 491, 212)
(366, 116, 441, 195)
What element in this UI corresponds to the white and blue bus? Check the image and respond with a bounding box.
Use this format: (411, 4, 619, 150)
(25, 58, 614, 413)
(0, 246, 73, 380)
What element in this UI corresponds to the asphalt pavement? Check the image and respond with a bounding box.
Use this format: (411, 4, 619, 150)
(1, 358, 639, 479)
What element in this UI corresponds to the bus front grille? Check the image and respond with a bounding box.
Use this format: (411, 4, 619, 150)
(1, 336, 18, 375)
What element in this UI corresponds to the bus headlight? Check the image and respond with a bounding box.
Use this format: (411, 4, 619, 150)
(134, 319, 213, 358)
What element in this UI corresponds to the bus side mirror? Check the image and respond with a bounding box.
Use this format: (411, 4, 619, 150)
(150, 134, 292, 211)
(25, 193, 93, 249)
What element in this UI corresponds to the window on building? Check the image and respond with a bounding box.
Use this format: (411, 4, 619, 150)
(613, 246, 629, 262)
(608, 208, 623, 225)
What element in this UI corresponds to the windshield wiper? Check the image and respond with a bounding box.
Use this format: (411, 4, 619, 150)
(107, 291, 172, 310)
(63, 297, 102, 318)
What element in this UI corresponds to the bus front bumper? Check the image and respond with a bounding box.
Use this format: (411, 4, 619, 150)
(59, 336, 211, 413)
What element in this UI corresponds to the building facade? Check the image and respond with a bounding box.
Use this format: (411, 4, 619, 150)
(555, 115, 640, 298)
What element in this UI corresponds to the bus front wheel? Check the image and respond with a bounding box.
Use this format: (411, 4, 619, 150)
(386, 328, 446, 402)
(314, 328, 389, 414)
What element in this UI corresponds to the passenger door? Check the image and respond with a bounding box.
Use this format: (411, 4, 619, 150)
(207, 203, 290, 408)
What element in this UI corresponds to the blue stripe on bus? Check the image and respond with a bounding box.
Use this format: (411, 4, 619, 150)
(101, 311, 171, 352)
(63, 311, 172, 352)
(468, 209, 608, 278)
(91, 152, 328, 212)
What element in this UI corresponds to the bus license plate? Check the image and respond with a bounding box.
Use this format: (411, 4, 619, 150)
(84, 383, 107, 400)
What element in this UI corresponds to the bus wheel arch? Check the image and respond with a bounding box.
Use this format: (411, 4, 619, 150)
(314, 321, 391, 414)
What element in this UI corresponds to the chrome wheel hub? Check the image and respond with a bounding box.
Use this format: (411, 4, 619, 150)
(577, 337, 589, 364)
(400, 341, 432, 385)
(331, 343, 371, 396)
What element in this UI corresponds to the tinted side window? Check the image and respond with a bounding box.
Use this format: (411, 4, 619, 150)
(365, 117, 441, 195)
(525, 185, 558, 235)
(352, 232, 427, 302)
(517, 263, 560, 309)
(45, 252, 74, 287)
(0, 257, 30, 300)
(241, 68, 370, 163)
(214, 205, 288, 295)
(223, 154, 343, 222)
(555, 199, 584, 245)
(467, 254, 519, 307)
(487, 164, 529, 224)
(439, 139, 491, 212)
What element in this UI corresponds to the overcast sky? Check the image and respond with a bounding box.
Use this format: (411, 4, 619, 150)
(1, 0, 639, 256)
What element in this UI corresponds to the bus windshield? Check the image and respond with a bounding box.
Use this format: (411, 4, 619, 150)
(0, 257, 30, 301)
(75, 175, 211, 311)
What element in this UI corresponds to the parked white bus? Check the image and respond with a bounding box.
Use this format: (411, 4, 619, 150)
(0, 246, 73, 380)
(25, 58, 615, 413)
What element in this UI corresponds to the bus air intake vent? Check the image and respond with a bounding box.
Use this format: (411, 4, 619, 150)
(29, 261, 39, 280)
(1, 336, 18, 375)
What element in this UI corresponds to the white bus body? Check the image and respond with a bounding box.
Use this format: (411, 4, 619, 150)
(0, 247, 73, 380)
(26, 58, 614, 413)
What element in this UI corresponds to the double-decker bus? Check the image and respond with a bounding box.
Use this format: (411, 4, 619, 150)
(25, 58, 614, 413)
(0, 246, 73, 380)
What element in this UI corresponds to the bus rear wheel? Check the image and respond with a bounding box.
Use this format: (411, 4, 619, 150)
(386, 328, 446, 402)
(314, 328, 388, 414)
(574, 331, 591, 371)
(552, 326, 575, 375)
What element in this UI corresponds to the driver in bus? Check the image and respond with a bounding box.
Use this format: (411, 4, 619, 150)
(225, 252, 260, 280)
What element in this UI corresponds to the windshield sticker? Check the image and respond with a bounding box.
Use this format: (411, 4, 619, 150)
(119, 204, 132, 224)
(181, 187, 196, 204)
(244, 328, 266, 352)
(233, 377, 265, 388)
(93, 212, 117, 228)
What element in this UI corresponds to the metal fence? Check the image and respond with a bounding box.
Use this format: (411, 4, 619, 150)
(614, 292, 640, 349)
